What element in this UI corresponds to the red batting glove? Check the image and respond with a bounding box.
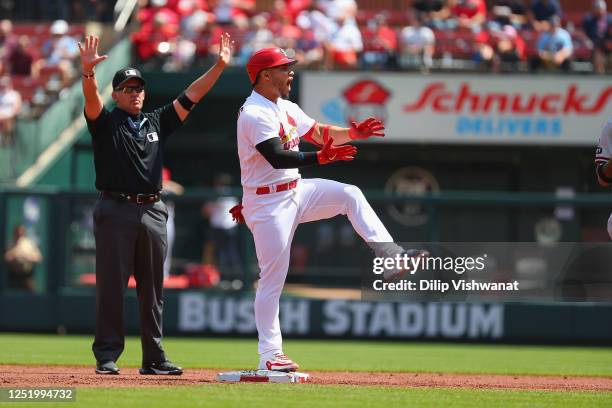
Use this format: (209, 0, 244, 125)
(316, 137, 357, 165)
(229, 204, 245, 224)
(348, 117, 385, 140)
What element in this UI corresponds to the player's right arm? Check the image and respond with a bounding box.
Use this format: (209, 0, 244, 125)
(241, 108, 356, 168)
(78, 35, 108, 120)
(595, 120, 612, 187)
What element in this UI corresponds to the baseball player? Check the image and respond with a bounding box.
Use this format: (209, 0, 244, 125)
(232, 48, 427, 372)
(595, 118, 612, 238)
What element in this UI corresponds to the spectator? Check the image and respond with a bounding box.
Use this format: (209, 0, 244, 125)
(490, 0, 527, 30)
(448, 0, 487, 31)
(360, 13, 397, 70)
(531, 15, 573, 72)
(7, 36, 39, 76)
(70, 0, 115, 22)
(317, 0, 357, 22)
(0, 76, 21, 145)
(174, 9, 211, 69)
(475, 24, 525, 72)
(295, 28, 325, 68)
(210, 0, 255, 29)
(296, 2, 335, 42)
(582, 0, 612, 74)
(325, 13, 363, 69)
(238, 14, 275, 64)
(4, 224, 42, 292)
(39, 20, 79, 84)
(399, 12, 435, 72)
(269, 0, 303, 51)
(132, 0, 180, 63)
(412, 0, 451, 30)
(528, 0, 562, 32)
(295, 3, 331, 67)
(283, 0, 312, 23)
(0, 19, 17, 75)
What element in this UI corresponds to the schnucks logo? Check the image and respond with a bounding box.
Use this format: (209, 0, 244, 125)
(342, 79, 391, 123)
(403, 82, 612, 115)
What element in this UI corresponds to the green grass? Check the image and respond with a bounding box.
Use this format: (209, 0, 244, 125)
(10, 386, 612, 408)
(1, 333, 612, 377)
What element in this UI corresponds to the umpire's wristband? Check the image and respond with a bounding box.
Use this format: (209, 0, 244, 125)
(177, 92, 196, 111)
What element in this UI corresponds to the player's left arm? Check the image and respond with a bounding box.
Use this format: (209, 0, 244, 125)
(306, 118, 385, 146)
(172, 32, 233, 122)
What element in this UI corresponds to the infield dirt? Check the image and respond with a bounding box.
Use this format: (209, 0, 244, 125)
(2, 365, 612, 391)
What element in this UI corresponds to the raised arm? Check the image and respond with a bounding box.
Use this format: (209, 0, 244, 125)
(78, 35, 108, 120)
(172, 32, 233, 122)
(307, 118, 385, 146)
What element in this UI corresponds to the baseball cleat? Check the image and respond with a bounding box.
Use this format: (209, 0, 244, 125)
(383, 249, 430, 281)
(139, 360, 183, 375)
(258, 352, 299, 372)
(95, 360, 120, 375)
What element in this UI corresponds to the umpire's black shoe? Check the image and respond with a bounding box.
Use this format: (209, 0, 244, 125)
(139, 360, 183, 375)
(95, 360, 120, 375)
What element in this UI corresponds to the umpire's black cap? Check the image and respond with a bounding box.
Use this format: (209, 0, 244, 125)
(112, 67, 146, 90)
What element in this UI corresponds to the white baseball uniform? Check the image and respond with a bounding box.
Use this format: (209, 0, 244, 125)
(237, 90, 402, 355)
(595, 118, 612, 238)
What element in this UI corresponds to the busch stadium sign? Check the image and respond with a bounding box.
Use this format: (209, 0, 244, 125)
(178, 293, 504, 340)
(301, 73, 612, 145)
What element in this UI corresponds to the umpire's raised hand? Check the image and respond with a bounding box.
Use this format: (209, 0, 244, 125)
(79, 35, 108, 120)
(217, 32, 233, 67)
(78, 35, 108, 75)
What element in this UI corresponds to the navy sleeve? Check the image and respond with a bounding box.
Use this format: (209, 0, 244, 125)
(84, 107, 111, 139)
(255, 138, 318, 169)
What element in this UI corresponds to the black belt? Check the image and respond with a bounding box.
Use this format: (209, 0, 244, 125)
(102, 191, 161, 204)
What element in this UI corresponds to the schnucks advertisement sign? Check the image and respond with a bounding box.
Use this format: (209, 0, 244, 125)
(300, 73, 612, 145)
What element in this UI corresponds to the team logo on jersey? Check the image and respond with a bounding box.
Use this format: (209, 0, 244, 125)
(279, 113, 300, 149)
(146, 132, 159, 142)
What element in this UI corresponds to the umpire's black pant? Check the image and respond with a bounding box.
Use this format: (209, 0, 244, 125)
(92, 196, 168, 365)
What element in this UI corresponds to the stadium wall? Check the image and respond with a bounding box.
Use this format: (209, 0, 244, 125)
(1, 292, 612, 345)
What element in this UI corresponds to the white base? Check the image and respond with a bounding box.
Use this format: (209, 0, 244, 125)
(216, 370, 310, 383)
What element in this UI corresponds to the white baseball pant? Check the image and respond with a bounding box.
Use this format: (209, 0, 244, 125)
(242, 178, 400, 355)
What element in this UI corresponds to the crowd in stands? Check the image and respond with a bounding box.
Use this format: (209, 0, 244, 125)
(0, 0, 115, 23)
(131, 0, 612, 74)
(0, 18, 82, 143)
(0, 1, 608, 144)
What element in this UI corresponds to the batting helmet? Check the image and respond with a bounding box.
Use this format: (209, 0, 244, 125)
(246, 48, 297, 85)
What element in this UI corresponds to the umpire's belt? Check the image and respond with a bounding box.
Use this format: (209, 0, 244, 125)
(256, 179, 298, 195)
(102, 191, 162, 204)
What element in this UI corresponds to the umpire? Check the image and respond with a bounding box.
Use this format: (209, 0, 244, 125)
(78, 33, 233, 375)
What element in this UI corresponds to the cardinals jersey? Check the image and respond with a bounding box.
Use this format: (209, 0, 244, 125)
(237, 90, 316, 189)
(595, 118, 612, 165)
